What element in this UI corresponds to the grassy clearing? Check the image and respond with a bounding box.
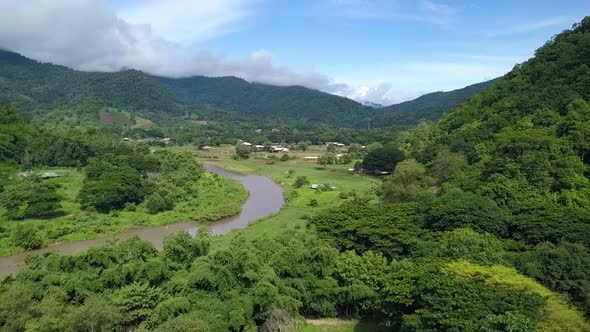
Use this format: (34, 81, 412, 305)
(299, 319, 392, 332)
(207, 157, 380, 249)
(0, 167, 248, 256)
(99, 108, 154, 128)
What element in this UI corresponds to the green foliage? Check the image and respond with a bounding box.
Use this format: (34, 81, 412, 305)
(293, 176, 310, 188)
(311, 200, 419, 259)
(415, 228, 507, 265)
(145, 190, 174, 214)
(235, 144, 252, 159)
(78, 164, 145, 212)
(514, 242, 590, 315)
(12, 223, 45, 250)
(113, 282, 164, 326)
(382, 159, 433, 202)
(163, 231, 210, 265)
(361, 144, 405, 173)
(0, 175, 62, 219)
(421, 191, 510, 237)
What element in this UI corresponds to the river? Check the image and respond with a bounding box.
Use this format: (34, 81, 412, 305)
(0, 164, 284, 275)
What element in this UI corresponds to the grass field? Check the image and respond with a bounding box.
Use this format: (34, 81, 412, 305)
(206, 156, 380, 249)
(299, 319, 392, 332)
(0, 167, 248, 256)
(99, 108, 154, 128)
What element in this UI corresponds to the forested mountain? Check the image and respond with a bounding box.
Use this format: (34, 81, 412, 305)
(0, 50, 184, 114)
(375, 79, 495, 126)
(156, 76, 373, 126)
(0, 49, 490, 129)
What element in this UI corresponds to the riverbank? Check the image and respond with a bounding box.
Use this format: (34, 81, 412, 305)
(0, 164, 283, 275)
(205, 158, 380, 250)
(0, 168, 248, 257)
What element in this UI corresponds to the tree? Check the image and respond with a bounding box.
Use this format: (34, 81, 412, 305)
(164, 231, 210, 265)
(421, 191, 511, 237)
(13, 224, 45, 250)
(113, 282, 164, 326)
(515, 242, 590, 315)
(382, 159, 432, 202)
(416, 228, 507, 265)
(235, 144, 252, 159)
(558, 99, 590, 161)
(362, 144, 405, 173)
(78, 166, 145, 212)
(0, 175, 62, 219)
(430, 149, 467, 184)
(146, 191, 174, 214)
(318, 153, 336, 167)
(293, 176, 309, 188)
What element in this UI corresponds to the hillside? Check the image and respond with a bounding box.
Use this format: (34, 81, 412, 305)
(389, 16, 590, 316)
(375, 79, 495, 126)
(0, 50, 491, 129)
(156, 75, 373, 126)
(0, 50, 184, 114)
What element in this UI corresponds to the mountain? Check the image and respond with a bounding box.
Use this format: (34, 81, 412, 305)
(375, 79, 496, 126)
(155, 75, 373, 126)
(0, 49, 490, 129)
(0, 50, 184, 114)
(0, 50, 372, 127)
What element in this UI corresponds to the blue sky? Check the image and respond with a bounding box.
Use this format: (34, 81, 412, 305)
(2, 0, 589, 104)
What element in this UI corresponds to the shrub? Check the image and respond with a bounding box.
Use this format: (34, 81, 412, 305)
(146, 191, 175, 215)
(293, 176, 310, 188)
(13, 224, 45, 250)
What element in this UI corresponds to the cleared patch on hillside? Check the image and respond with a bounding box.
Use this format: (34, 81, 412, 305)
(98, 108, 154, 128)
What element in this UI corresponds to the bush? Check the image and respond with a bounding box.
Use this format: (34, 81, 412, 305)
(13, 224, 45, 250)
(146, 192, 174, 214)
(293, 176, 310, 188)
(280, 154, 290, 162)
(235, 144, 252, 159)
(308, 199, 319, 207)
(0, 176, 62, 220)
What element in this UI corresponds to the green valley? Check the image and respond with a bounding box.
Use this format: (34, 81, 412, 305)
(0, 11, 589, 332)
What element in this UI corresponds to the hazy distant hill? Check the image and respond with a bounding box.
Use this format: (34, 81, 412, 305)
(375, 79, 496, 126)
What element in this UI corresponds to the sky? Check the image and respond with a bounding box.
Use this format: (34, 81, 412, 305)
(0, 1, 588, 105)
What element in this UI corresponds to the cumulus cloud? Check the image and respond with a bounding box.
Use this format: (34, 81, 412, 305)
(0, 0, 504, 106)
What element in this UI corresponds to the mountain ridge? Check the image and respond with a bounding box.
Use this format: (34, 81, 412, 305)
(0, 49, 492, 128)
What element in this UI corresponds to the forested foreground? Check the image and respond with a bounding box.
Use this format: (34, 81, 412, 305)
(1, 16, 590, 332)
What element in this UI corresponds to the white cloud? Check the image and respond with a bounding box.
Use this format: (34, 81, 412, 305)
(0, 0, 509, 106)
(116, 0, 256, 44)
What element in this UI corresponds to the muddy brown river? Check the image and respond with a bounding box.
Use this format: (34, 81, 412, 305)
(0, 164, 284, 275)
